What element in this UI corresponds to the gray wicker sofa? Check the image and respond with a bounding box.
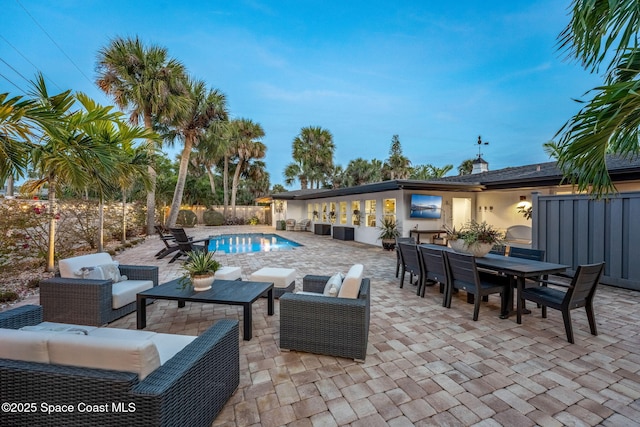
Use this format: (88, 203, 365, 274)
(40, 253, 159, 326)
(279, 275, 370, 361)
(0, 305, 239, 427)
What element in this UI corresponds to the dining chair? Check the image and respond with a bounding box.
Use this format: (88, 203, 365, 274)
(397, 242, 421, 289)
(395, 237, 416, 278)
(489, 244, 506, 255)
(444, 251, 510, 320)
(508, 247, 545, 261)
(519, 262, 604, 343)
(417, 246, 449, 306)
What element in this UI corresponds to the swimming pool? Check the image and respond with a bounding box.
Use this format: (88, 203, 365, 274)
(208, 233, 301, 254)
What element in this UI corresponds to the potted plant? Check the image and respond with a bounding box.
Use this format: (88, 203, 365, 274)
(377, 217, 400, 250)
(180, 250, 221, 291)
(444, 220, 503, 257)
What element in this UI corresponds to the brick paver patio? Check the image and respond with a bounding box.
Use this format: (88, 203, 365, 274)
(12, 225, 640, 426)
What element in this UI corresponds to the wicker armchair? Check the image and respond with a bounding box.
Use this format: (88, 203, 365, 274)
(279, 275, 370, 361)
(40, 262, 158, 326)
(0, 305, 239, 427)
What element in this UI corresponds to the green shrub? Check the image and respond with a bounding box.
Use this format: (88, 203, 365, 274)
(203, 209, 225, 226)
(0, 289, 19, 303)
(176, 209, 198, 227)
(249, 216, 259, 225)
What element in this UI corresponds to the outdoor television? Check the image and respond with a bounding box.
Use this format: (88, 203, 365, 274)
(409, 194, 442, 219)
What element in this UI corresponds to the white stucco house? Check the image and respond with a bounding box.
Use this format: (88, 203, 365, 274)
(269, 155, 640, 248)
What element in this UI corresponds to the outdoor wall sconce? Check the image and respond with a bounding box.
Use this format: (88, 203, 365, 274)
(489, 206, 493, 212)
(478, 206, 482, 211)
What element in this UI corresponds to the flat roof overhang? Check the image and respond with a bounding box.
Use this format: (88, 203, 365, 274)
(271, 180, 485, 200)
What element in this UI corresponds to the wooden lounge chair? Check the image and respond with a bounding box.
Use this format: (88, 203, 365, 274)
(154, 225, 181, 259)
(168, 228, 211, 263)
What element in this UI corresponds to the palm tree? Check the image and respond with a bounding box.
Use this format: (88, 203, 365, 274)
(24, 76, 122, 271)
(164, 78, 227, 228)
(383, 135, 411, 180)
(192, 122, 229, 201)
(227, 119, 266, 217)
(457, 159, 475, 175)
(555, 0, 640, 197)
(0, 93, 39, 183)
(96, 36, 190, 233)
(343, 158, 383, 186)
(410, 164, 453, 179)
(284, 126, 335, 189)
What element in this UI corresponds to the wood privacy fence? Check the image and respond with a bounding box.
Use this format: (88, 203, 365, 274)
(163, 205, 270, 225)
(532, 191, 640, 290)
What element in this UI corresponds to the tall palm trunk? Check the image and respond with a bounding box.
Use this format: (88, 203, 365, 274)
(46, 176, 56, 272)
(206, 166, 216, 198)
(223, 155, 229, 217)
(98, 199, 105, 252)
(144, 114, 156, 235)
(121, 189, 127, 244)
(166, 136, 194, 227)
(230, 158, 244, 218)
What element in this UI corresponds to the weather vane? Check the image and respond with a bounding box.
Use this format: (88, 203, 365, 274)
(476, 135, 489, 159)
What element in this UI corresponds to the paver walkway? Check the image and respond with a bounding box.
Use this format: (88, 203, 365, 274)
(14, 225, 640, 426)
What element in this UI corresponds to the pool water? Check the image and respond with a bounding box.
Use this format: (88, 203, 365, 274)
(208, 233, 301, 254)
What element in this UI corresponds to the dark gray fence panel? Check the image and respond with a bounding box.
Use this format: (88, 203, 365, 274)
(533, 192, 640, 290)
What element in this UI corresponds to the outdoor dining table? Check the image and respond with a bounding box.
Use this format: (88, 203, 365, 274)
(420, 244, 569, 321)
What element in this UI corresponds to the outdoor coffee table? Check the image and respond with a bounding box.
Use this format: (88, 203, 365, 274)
(136, 279, 274, 340)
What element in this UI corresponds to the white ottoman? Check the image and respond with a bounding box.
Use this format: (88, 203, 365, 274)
(214, 266, 242, 281)
(249, 267, 296, 298)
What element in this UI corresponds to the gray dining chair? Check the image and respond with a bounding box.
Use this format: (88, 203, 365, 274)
(519, 262, 604, 343)
(395, 237, 416, 278)
(444, 251, 510, 320)
(509, 247, 545, 261)
(417, 246, 449, 306)
(397, 242, 421, 289)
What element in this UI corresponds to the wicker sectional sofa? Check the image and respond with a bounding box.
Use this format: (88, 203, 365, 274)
(0, 305, 239, 427)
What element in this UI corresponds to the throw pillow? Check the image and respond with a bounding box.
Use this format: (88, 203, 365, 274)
(338, 264, 364, 298)
(98, 262, 122, 283)
(323, 273, 344, 296)
(75, 266, 105, 280)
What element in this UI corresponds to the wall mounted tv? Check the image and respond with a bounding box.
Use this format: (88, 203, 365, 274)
(409, 194, 442, 219)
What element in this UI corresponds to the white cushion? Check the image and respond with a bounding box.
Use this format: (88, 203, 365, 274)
(111, 280, 154, 309)
(214, 266, 242, 281)
(47, 333, 161, 380)
(150, 333, 197, 364)
(21, 322, 98, 334)
(249, 267, 296, 289)
(323, 273, 344, 296)
(0, 328, 51, 363)
(338, 264, 364, 299)
(296, 291, 331, 297)
(87, 328, 157, 341)
(59, 253, 113, 279)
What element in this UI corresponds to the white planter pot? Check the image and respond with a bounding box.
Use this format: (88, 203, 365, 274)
(191, 274, 215, 291)
(449, 240, 493, 257)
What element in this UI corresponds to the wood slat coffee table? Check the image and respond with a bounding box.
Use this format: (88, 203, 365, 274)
(136, 279, 274, 340)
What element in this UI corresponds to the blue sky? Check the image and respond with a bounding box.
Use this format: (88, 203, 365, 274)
(1, 0, 602, 188)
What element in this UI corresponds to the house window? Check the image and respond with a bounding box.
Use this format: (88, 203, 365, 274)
(321, 203, 328, 222)
(365, 200, 376, 227)
(307, 203, 313, 220)
(329, 202, 337, 223)
(351, 201, 361, 226)
(313, 203, 320, 221)
(383, 198, 396, 223)
(339, 202, 347, 224)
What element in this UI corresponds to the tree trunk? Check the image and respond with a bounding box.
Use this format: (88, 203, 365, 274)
(98, 199, 104, 252)
(121, 189, 127, 244)
(46, 178, 56, 272)
(166, 137, 194, 228)
(6, 175, 13, 196)
(230, 158, 244, 218)
(206, 166, 216, 199)
(223, 155, 229, 218)
(144, 114, 156, 235)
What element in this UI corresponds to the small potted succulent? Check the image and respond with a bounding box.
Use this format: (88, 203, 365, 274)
(377, 217, 401, 250)
(180, 250, 221, 291)
(444, 220, 503, 257)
